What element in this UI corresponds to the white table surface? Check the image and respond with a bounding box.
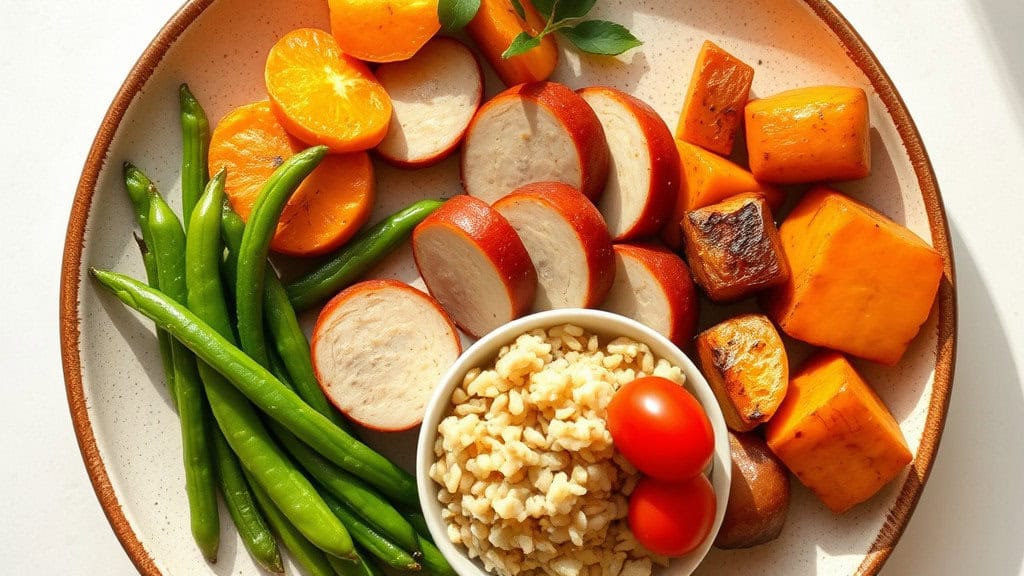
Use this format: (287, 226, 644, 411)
(2, 1, 1022, 574)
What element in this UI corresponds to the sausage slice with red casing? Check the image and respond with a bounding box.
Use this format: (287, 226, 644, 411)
(461, 81, 610, 204)
(601, 243, 699, 347)
(311, 279, 462, 432)
(375, 38, 483, 168)
(412, 195, 537, 338)
(493, 181, 615, 311)
(578, 86, 680, 241)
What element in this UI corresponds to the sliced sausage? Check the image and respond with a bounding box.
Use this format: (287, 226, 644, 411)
(461, 81, 609, 204)
(600, 243, 699, 347)
(412, 195, 537, 338)
(493, 181, 614, 311)
(375, 38, 483, 168)
(311, 279, 462, 431)
(578, 86, 680, 241)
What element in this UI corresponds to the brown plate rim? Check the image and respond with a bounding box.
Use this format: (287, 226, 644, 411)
(58, 1, 958, 574)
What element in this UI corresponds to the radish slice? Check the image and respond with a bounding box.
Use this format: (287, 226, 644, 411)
(375, 38, 483, 168)
(311, 279, 462, 432)
(578, 87, 680, 241)
(601, 243, 699, 347)
(493, 182, 614, 311)
(412, 195, 537, 338)
(461, 81, 609, 204)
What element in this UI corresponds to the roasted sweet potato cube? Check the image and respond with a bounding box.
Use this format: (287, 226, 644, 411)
(676, 40, 755, 156)
(696, 314, 788, 431)
(681, 192, 790, 302)
(661, 140, 782, 249)
(763, 186, 943, 365)
(745, 85, 870, 184)
(765, 351, 912, 514)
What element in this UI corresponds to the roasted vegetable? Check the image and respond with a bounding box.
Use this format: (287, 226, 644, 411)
(662, 140, 781, 249)
(715, 432, 790, 549)
(745, 85, 870, 184)
(681, 192, 790, 302)
(696, 313, 788, 431)
(765, 351, 912, 514)
(763, 186, 943, 365)
(676, 40, 754, 156)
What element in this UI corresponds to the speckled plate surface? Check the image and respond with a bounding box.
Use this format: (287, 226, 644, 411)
(60, 1, 955, 575)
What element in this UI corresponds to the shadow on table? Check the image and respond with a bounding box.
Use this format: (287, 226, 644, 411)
(969, 1, 1024, 129)
(881, 220, 1024, 574)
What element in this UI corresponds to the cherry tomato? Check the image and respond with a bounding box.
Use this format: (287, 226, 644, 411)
(607, 376, 714, 481)
(628, 474, 717, 557)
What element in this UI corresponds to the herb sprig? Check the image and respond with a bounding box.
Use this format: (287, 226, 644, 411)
(438, 0, 641, 58)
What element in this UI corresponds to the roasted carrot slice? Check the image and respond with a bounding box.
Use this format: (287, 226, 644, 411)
(467, 0, 558, 87)
(209, 101, 374, 257)
(328, 0, 440, 63)
(677, 40, 754, 156)
(265, 28, 391, 153)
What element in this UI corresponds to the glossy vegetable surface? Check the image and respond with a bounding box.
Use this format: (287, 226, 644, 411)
(265, 28, 392, 152)
(147, 185, 219, 562)
(235, 145, 326, 368)
(184, 175, 354, 559)
(629, 475, 717, 557)
(607, 376, 715, 482)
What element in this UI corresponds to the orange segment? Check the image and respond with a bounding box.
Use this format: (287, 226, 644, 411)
(328, 0, 440, 63)
(209, 101, 374, 257)
(265, 27, 392, 153)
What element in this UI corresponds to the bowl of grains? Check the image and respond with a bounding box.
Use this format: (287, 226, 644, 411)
(416, 308, 731, 576)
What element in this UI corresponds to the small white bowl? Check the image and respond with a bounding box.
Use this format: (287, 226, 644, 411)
(416, 308, 731, 576)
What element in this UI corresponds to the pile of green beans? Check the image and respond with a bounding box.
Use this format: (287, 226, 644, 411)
(111, 83, 452, 575)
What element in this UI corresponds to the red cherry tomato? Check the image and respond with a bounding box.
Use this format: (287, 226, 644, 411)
(606, 376, 714, 481)
(628, 474, 717, 557)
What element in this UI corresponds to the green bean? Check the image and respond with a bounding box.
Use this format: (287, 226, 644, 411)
(123, 163, 175, 397)
(147, 187, 219, 562)
(185, 176, 354, 560)
(210, 429, 283, 573)
(187, 171, 282, 572)
(404, 511, 454, 575)
(272, 422, 420, 554)
(321, 492, 421, 571)
(221, 204, 350, 430)
(286, 199, 445, 311)
(329, 548, 380, 576)
(416, 534, 455, 576)
(179, 83, 210, 229)
(246, 470, 339, 576)
(405, 512, 433, 545)
(236, 145, 327, 368)
(90, 269, 419, 506)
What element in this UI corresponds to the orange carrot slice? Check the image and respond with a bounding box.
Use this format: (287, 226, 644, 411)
(467, 0, 558, 87)
(265, 28, 392, 153)
(328, 0, 440, 63)
(209, 101, 374, 257)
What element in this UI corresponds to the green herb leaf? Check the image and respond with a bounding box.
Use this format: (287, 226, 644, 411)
(510, 0, 527, 20)
(530, 0, 557, 19)
(552, 0, 597, 21)
(438, 0, 481, 30)
(502, 31, 543, 58)
(559, 19, 642, 55)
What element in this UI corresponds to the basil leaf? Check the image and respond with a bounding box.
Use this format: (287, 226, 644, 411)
(530, 0, 557, 19)
(438, 0, 481, 30)
(559, 19, 642, 55)
(552, 0, 596, 21)
(510, 0, 527, 20)
(501, 31, 543, 58)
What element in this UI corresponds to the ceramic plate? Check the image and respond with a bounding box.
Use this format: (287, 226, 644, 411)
(60, 1, 956, 575)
